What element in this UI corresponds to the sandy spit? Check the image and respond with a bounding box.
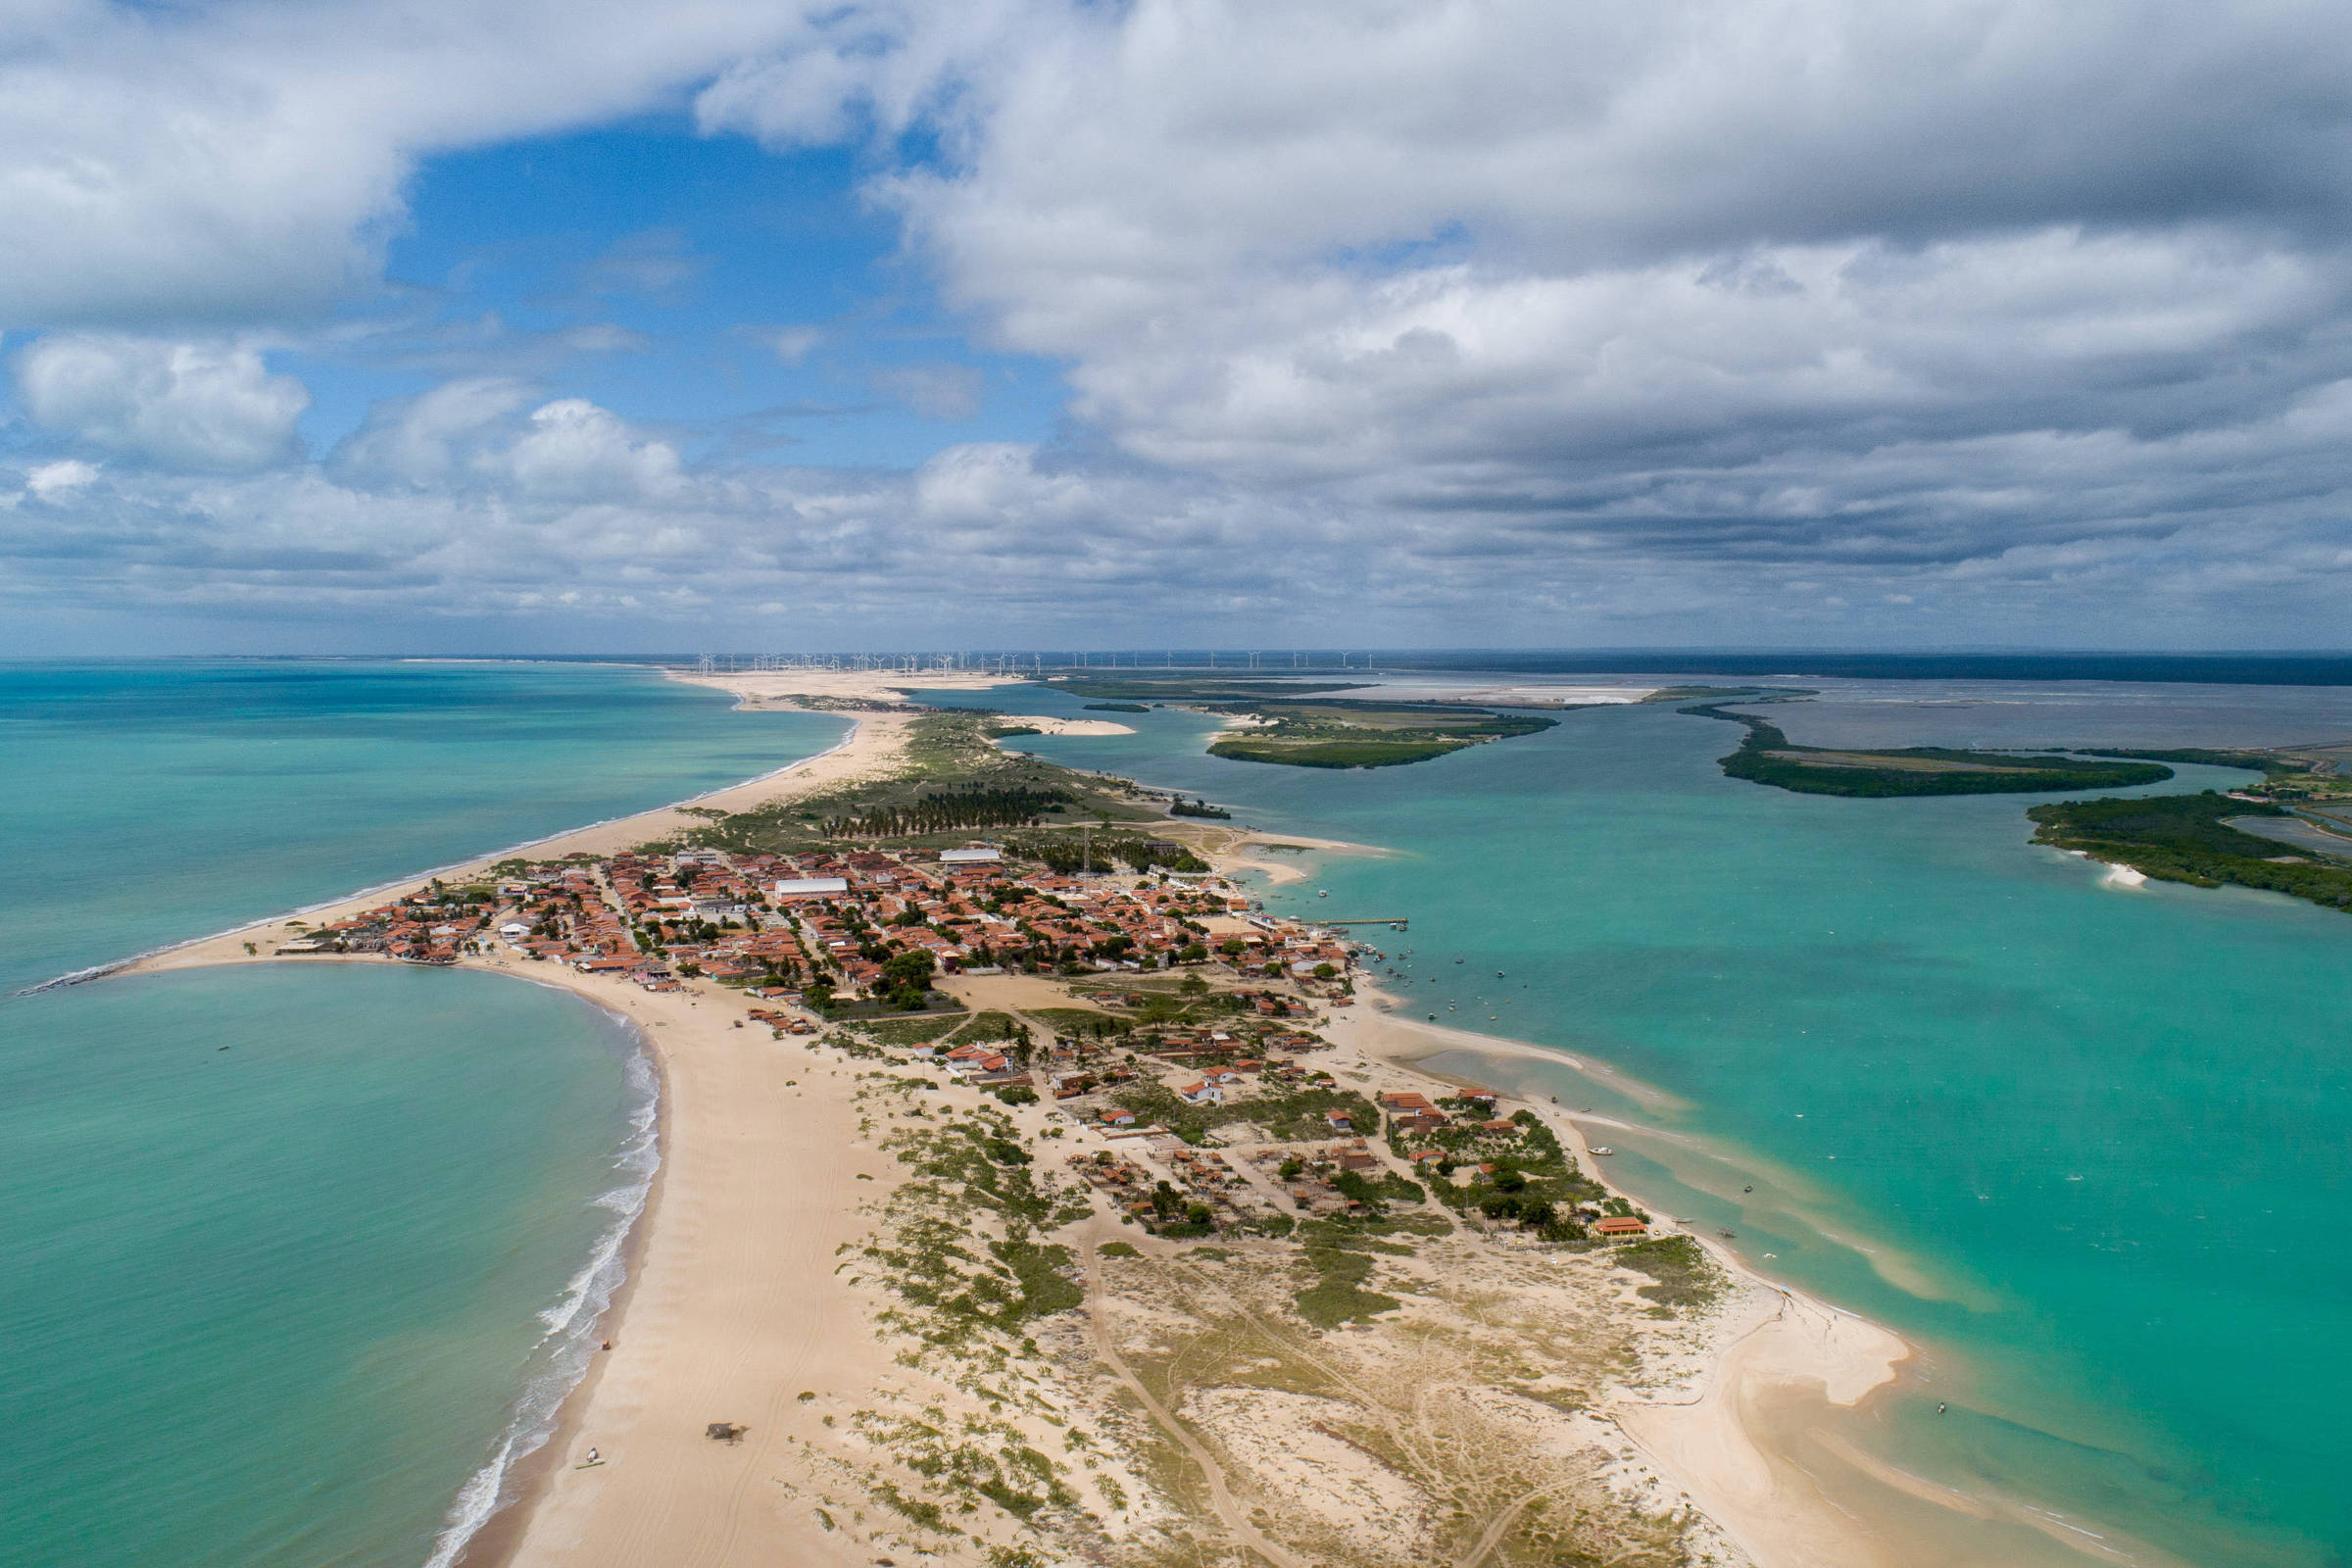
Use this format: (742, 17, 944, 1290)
(124, 703, 929, 1568)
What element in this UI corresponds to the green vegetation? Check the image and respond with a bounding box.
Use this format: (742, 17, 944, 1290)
(1612, 1235, 1725, 1311)
(1082, 702, 1151, 712)
(670, 711, 1162, 858)
(1209, 735, 1463, 767)
(1683, 703, 2176, 797)
(856, 1012, 971, 1046)
(2027, 791, 2352, 912)
(1639, 685, 1775, 704)
(1208, 703, 1556, 770)
(2084, 746, 2352, 807)
(1111, 1081, 1381, 1146)
(2082, 747, 2297, 776)
(824, 783, 1073, 837)
(1051, 675, 1558, 769)
(1004, 830, 1207, 874)
(868, 1109, 1084, 1346)
(1098, 1240, 1141, 1257)
(1331, 1166, 1426, 1209)
(1024, 1006, 1129, 1037)
(1293, 1241, 1400, 1327)
(1422, 1111, 1605, 1239)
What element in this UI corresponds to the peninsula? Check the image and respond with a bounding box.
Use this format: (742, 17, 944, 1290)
(116, 672, 1918, 1568)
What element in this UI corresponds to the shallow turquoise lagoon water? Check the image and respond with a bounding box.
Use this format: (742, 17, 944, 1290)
(974, 685, 2352, 1567)
(0, 662, 842, 1568)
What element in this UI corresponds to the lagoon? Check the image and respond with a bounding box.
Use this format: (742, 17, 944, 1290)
(977, 679, 2352, 1566)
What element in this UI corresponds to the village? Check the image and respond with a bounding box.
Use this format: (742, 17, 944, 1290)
(273, 835, 1649, 1250)
(209, 747, 1747, 1568)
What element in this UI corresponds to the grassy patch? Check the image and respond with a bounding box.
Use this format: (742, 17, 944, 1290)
(1294, 1245, 1401, 1327)
(675, 710, 1161, 857)
(1111, 1081, 1381, 1146)
(1025, 1006, 1130, 1038)
(1209, 735, 1472, 768)
(1612, 1235, 1725, 1310)
(856, 1012, 970, 1046)
(947, 1010, 1025, 1045)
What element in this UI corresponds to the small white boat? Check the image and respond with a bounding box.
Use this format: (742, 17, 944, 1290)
(1590, 1146, 1615, 1156)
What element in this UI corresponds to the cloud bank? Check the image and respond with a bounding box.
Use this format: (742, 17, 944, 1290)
(7, 0, 2352, 647)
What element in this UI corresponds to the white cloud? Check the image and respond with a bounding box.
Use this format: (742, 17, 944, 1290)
(497, 399, 682, 498)
(25, 460, 100, 500)
(16, 335, 311, 469)
(10, 0, 2352, 645)
(0, 0, 840, 328)
(332, 376, 535, 486)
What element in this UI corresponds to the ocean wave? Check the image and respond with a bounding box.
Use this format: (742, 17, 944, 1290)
(420, 1024, 660, 1568)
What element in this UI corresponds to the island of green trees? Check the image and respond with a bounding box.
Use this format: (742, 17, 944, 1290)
(1681, 702, 2176, 797)
(1050, 676, 1557, 768)
(2027, 791, 2352, 912)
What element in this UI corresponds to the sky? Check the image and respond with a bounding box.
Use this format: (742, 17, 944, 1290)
(4, 0, 2352, 655)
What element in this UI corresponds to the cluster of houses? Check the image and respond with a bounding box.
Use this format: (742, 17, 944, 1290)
(283, 885, 502, 963)
(303, 837, 1363, 1005)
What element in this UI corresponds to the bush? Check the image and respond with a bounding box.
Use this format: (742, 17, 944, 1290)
(1613, 1234, 1725, 1309)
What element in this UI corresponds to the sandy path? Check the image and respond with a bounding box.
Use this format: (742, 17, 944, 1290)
(1080, 1238, 1306, 1568)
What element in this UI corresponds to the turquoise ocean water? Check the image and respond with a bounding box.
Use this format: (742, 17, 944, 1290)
(0, 662, 844, 1568)
(957, 682, 2352, 1567)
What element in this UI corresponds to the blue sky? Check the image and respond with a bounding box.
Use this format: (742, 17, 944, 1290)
(308, 121, 1066, 471)
(4, 1, 2352, 655)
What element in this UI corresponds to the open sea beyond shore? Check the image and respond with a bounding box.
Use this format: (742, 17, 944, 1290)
(951, 679, 2352, 1568)
(0, 662, 844, 1568)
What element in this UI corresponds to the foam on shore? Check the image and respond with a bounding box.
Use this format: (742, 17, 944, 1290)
(423, 1018, 660, 1568)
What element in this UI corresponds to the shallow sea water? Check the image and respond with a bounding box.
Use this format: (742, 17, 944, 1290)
(0, 662, 842, 1568)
